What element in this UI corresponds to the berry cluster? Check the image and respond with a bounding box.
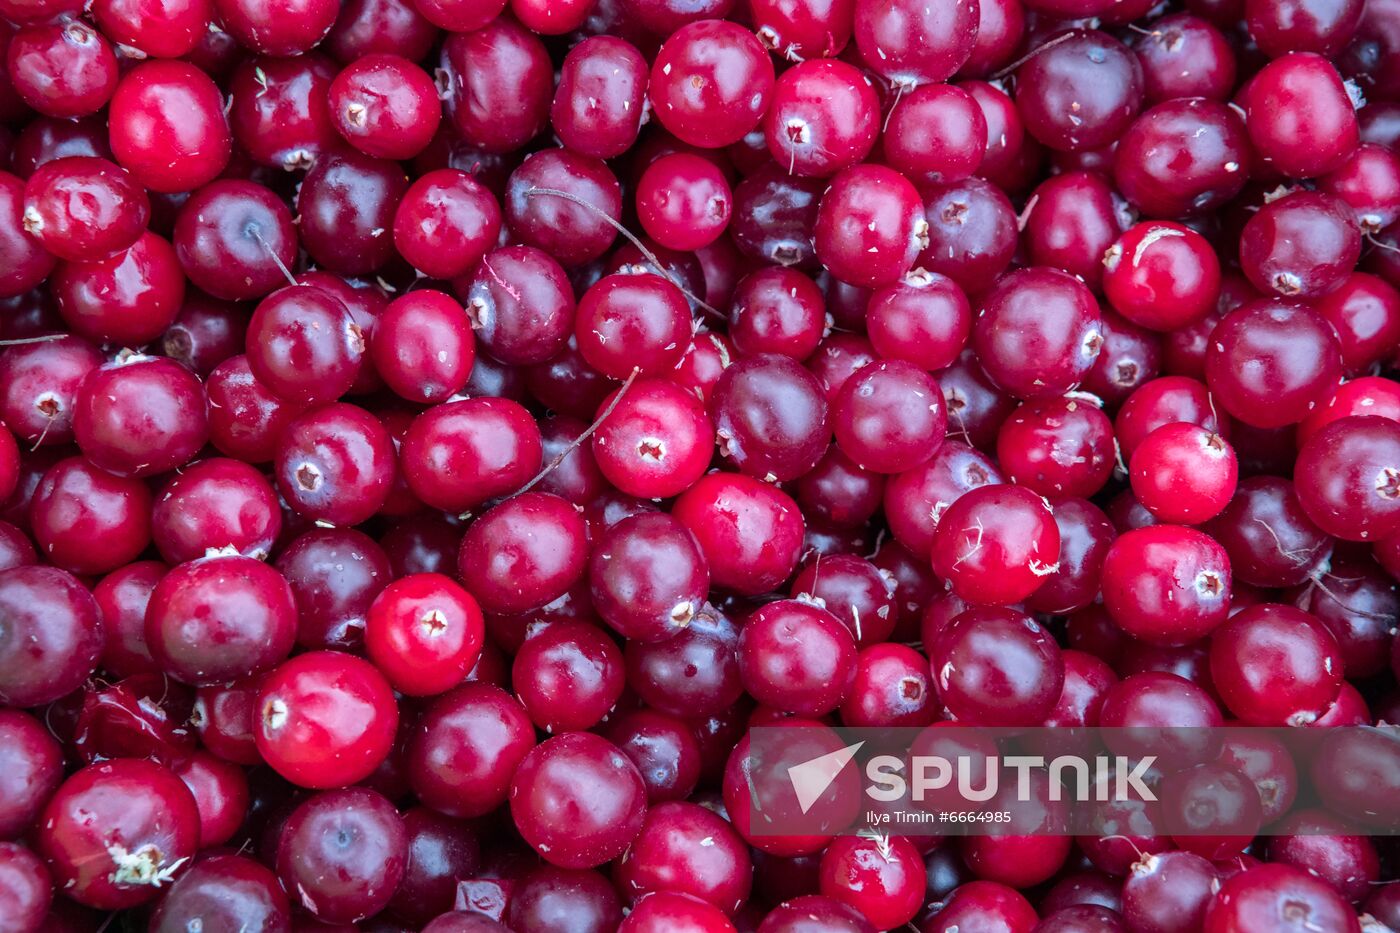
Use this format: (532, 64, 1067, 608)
(1, 0, 1400, 929)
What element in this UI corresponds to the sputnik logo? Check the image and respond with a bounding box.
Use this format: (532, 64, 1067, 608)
(786, 741, 864, 814)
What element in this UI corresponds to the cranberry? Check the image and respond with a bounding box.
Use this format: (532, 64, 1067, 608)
(749, 0, 854, 59)
(256, 650, 399, 789)
(393, 169, 502, 281)
(1240, 191, 1361, 299)
(552, 36, 648, 161)
(439, 18, 552, 155)
(923, 882, 1038, 933)
(854, 0, 977, 86)
(817, 834, 924, 930)
(1016, 29, 1144, 151)
(730, 164, 822, 268)
(795, 446, 884, 531)
(371, 291, 476, 404)
(509, 620, 622, 732)
(37, 759, 199, 909)
(1243, 52, 1359, 179)
(459, 492, 588, 616)
(19, 156, 147, 264)
(325, 54, 439, 162)
(246, 286, 365, 405)
(1205, 300, 1342, 428)
(1204, 862, 1359, 932)
(107, 60, 231, 193)
(275, 402, 396, 528)
(1020, 172, 1123, 291)
(171, 182, 291, 304)
(297, 153, 408, 275)
(1113, 98, 1249, 218)
(505, 149, 623, 268)
(933, 606, 1065, 725)
(0, 565, 102, 707)
(814, 164, 926, 289)
(649, 20, 775, 149)
(763, 60, 879, 179)
(30, 455, 152, 575)
(973, 267, 1103, 401)
(510, 731, 647, 869)
(713, 354, 830, 481)
(931, 484, 1061, 605)
(276, 787, 407, 924)
(401, 398, 540, 514)
(831, 360, 946, 474)
(504, 866, 623, 932)
(636, 153, 733, 252)
(576, 272, 692, 379)
(1203, 476, 1331, 587)
(672, 473, 805, 596)
(1120, 851, 1220, 933)
(453, 246, 571, 367)
(1209, 603, 1343, 725)
(1129, 422, 1238, 524)
(1013, 505, 1103, 614)
(738, 598, 857, 717)
(625, 604, 743, 717)
(149, 853, 290, 933)
(884, 440, 1002, 561)
(364, 573, 484, 698)
(205, 355, 306, 465)
(616, 801, 751, 914)
(407, 683, 534, 818)
(214, 0, 336, 53)
(0, 709, 62, 839)
(6, 20, 117, 120)
(865, 270, 970, 372)
(618, 891, 737, 932)
(145, 554, 296, 685)
(1131, 12, 1236, 102)
(996, 396, 1114, 499)
(839, 643, 936, 727)
(1295, 415, 1400, 541)
(592, 378, 713, 498)
(1101, 526, 1231, 644)
(151, 458, 280, 564)
(1103, 222, 1222, 332)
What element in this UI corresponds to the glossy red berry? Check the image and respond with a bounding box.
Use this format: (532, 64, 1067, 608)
(814, 164, 926, 289)
(972, 267, 1103, 401)
(672, 472, 805, 596)
(510, 732, 647, 869)
(73, 355, 208, 478)
(1295, 415, 1400, 541)
(1243, 52, 1359, 179)
(931, 484, 1061, 605)
(360, 573, 483, 697)
(933, 606, 1065, 726)
(1129, 422, 1238, 524)
(36, 759, 199, 909)
(1103, 221, 1222, 331)
(107, 60, 231, 193)
(853, 0, 978, 86)
(649, 19, 775, 149)
(255, 650, 399, 789)
(457, 492, 589, 615)
(371, 290, 476, 404)
(1100, 526, 1232, 644)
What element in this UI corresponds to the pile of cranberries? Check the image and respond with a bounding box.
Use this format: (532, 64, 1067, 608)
(2, 0, 1400, 928)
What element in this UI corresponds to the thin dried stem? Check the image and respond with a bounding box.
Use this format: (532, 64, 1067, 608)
(522, 186, 724, 320)
(514, 366, 640, 495)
